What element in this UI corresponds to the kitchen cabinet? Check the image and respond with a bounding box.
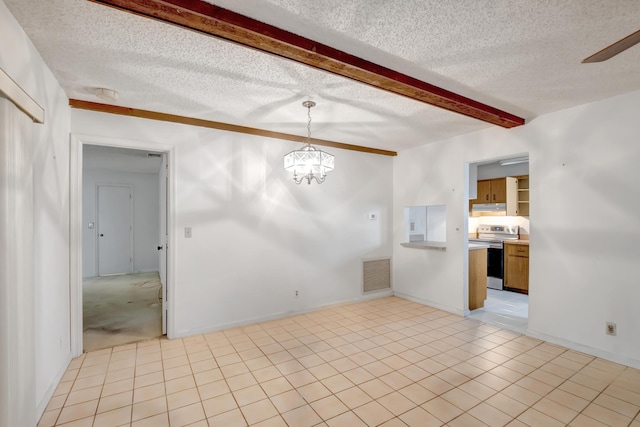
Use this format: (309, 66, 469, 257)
(515, 175, 529, 216)
(504, 242, 529, 294)
(469, 177, 518, 215)
(469, 247, 487, 310)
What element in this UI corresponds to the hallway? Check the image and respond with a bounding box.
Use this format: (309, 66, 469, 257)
(83, 272, 163, 352)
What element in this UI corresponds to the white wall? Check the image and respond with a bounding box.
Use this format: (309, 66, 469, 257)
(83, 168, 160, 277)
(394, 89, 640, 368)
(0, 0, 72, 421)
(71, 109, 394, 337)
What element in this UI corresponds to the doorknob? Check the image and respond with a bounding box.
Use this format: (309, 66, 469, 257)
(157, 245, 163, 250)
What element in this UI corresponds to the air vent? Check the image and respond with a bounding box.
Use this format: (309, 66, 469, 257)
(362, 258, 391, 293)
(147, 152, 162, 158)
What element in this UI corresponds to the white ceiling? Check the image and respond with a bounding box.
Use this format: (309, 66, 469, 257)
(5, 0, 640, 152)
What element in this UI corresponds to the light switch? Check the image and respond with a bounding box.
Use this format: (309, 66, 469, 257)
(368, 212, 377, 220)
(185, 227, 192, 238)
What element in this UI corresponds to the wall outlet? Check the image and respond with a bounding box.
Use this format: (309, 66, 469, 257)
(294, 290, 299, 298)
(606, 322, 617, 336)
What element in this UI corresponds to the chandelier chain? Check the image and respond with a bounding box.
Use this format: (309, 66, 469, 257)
(306, 104, 312, 144)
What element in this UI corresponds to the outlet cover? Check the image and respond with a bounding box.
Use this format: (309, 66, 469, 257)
(606, 322, 616, 336)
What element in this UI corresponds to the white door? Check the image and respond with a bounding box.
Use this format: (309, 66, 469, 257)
(98, 185, 133, 275)
(159, 154, 168, 334)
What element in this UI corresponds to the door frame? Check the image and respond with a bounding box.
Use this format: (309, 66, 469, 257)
(97, 184, 134, 276)
(70, 134, 176, 357)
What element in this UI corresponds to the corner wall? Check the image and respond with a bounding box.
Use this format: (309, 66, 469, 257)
(71, 109, 394, 337)
(394, 90, 640, 368)
(0, 0, 72, 420)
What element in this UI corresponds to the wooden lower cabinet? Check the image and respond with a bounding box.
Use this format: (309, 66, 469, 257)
(504, 243, 529, 294)
(469, 248, 487, 310)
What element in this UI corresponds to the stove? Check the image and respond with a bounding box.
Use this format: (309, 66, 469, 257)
(469, 225, 519, 289)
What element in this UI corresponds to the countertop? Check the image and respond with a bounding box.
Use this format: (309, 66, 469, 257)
(469, 242, 490, 250)
(504, 240, 530, 246)
(400, 241, 446, 251)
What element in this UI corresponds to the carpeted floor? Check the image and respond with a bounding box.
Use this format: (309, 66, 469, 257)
(83, 272, 162, 352)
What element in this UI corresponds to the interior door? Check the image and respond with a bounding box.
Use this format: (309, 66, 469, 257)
(97, 185, 133, 275)
(159, 154, 168, 334)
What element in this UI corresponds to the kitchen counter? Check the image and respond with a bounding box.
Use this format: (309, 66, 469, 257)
(469, 242, 490, 250)
(505, 240, 529, 246)
(400, 241, 446, 250)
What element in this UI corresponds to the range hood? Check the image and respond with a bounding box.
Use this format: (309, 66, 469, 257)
(472, 203, 507, 213)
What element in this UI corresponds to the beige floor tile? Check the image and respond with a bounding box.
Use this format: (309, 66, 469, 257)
(594, 392, 640, 418)
(298, 381, 332, 403)
(135, 361, 162, 377)
(168, 402, 206, 427)
(233, 384, 267, 406)
(198, 379, 231, 400)
(517, 408, 565, 427)
(227, 372, 257, 391)
(57, 399, 99, 425)
(37, 409, 60, 427)
(97, 390, 133, 413)
(325, 410, 367, 427)
(421, 396, 464, 423)
(261, 376, 294, 397)
(250, 415, 287, 427)
(468, 402, 513, 427)
(163, 364, 192, 381)
(66, 385, 102, 407)
(310, 395, 349, 420)
(131, 396, 167, 422)
(336, 386, 373, 409)
(270, 389, 307, 413)
(92, 405, 132, 427)
(448, 413, 490, 427)
(582, 402, 633, 427)
(252, 365, 282, 382)
(377, 391, 417, 416)
(202, 393, 238, 418)
(322, 374, 355, 394)
(353, 400, 395, 426)
(360, 378, 394, 399)
(241, 398, 279, 424)
(281, 404, 322, 427)
(220, 361, 250, 378)
(56, 415, 95, 427)
(208, 408, 248, 426)
(167, 387, 200, 411)
(442, 387, 481, 411)
(343, 367, 376, 385)
(190, 358, 218, 374)
(398, 406, 442, 427)
(165, 374, 196, 394)
(568, 413, 610, 427)
(418, 375, 455, 395)
(501, 383, 542, 407)
(309, 363, 339, 380)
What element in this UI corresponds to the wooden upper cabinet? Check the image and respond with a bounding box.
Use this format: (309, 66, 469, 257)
(476, 180, 492, 203)
(490, 178, 507, 203)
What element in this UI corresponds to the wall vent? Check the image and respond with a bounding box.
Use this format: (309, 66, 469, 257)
(362, 258, 391, 293)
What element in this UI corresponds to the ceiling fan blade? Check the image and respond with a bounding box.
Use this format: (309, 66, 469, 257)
(582, 28, 640, 63)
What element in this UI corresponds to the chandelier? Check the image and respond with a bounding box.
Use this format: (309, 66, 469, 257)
(283, 101, 334, 185)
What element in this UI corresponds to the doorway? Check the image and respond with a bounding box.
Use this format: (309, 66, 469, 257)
(71, 139, 172, 354)
(466, 155, 530, 333)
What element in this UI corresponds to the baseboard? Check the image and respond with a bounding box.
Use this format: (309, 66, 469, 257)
(526, 328, 640, 370)
(392, 291, 466, 316)
(172, 290, 394, 338)
(36, 352, 73, 421)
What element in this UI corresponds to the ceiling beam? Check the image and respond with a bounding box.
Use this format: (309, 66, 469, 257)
(88, 0, 525, 129)
(69, 99, 398, 156)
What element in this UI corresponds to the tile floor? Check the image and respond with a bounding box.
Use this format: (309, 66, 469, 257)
(39, 296, 640, 427)
(469, 290, 529, 334)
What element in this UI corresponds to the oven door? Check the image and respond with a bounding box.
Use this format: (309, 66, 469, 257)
(486, 247, 504, 290)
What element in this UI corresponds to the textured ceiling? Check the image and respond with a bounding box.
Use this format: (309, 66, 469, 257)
(4, 0, 640, 152)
